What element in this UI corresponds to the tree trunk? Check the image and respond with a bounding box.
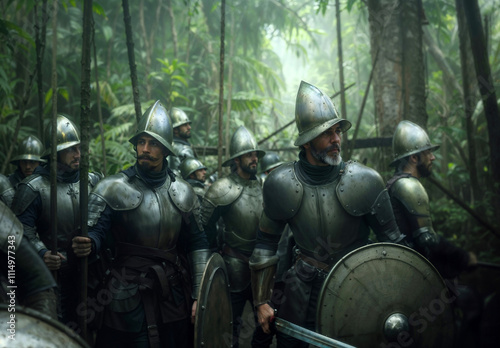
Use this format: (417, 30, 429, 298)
(122, 0, 142, 123)
(461, 0, 500, 212)
(92, 21, 107, 177)
(35, 0, 48, 139)
(167, 0, 178, 59)
(367, 0, 427, 171)
(139, 0, 151, 100)
(218, 0, 225, 176)
(335, 0, 347, 135)
(79, 0, 93, 341)
(455, 0, 480, 202)
(49, 0, 59, 281)
(224, 13, 235, 159)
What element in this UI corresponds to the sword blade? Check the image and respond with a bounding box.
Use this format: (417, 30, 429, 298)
(274, 317, 356, 348)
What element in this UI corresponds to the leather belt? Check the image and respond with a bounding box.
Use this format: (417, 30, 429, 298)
(222, 244, 250, 264)
(296, 252, 332, 273)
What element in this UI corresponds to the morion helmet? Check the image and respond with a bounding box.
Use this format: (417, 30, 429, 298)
(259, 151, 284, 173)
(42, 115, 81, 157)
(179, 157, 207, 180)
(129, 100, 176, 156)
(222, 126, 265, 167)
(11, 135, 47, 164)
(294, 81, 351, 146)
(390, 120, 440, 166)
(170, 107, 191, 128)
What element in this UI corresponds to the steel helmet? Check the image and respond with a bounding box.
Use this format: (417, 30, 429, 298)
(222, 126, 265, 167)
(129, 100, 176, 156)
(259, 151, 284, 173)
(170, 107, 191, 128)
(42, 115, 81, 157)
(179, 157, 207, 179)
(11, 135, 47, 164)
(390, 120, 440, 166)
(294, 81, 351, 146)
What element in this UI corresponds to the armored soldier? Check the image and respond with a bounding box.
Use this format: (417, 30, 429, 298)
(387, 120, 476, 278)
(71, 101, 210, 348)
(9, 135, 46, 188)
(250, 81, 405, 348)
(258, 151, 284, 185)
(200, 126, 268, 347)
(0, 200, 57, 319)
(179, 157, 208, 201)
(167, 107, 196, 174)
(0, 174, 14, 207)
(11, 115, 101, 329)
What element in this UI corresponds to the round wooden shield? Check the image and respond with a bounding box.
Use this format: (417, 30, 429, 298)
(316, 243, 455, 348)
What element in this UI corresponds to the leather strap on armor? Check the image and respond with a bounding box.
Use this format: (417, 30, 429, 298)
(295, 252, 332, 273)
(114, 242, 189, 348)
(222, 243, 250, 264)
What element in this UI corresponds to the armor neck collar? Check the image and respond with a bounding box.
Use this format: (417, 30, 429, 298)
(186, 178, 205, 188)
(134, 159, 169, 188)
(36, 163, 80, 183)
(173, 136, 191, 146)
(297, 150, 343, 185)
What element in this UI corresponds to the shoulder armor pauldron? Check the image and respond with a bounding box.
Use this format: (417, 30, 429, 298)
(11, 174, 44, 215)
(88, 172, 103, 187)
(168, 178, 197, 213)
(263, 162, 302, 220)
(391, 176, 430, 216)
(92, 173, 143, 211)
(203, 176, 243, 207)
(337, 161, 385, 216)
(0, 202, 23, 253)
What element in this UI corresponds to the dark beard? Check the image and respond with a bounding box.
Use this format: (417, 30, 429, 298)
(241, 162, 257, 175)
(179, 131, 191, 139)
(417, 162, 432, 178)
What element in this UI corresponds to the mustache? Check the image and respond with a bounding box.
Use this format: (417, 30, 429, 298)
(325, 144, 341, 153)
(137, 155, 157, 161)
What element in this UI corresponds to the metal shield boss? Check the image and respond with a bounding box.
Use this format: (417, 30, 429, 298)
(0, 304, 90, 347)
(194, 253, 233, 347)
(316, 243, 455, 348)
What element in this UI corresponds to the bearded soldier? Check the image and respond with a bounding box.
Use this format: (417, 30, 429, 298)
(387, 120, 477, 278)
(167, 107, 196, 174)
(9, 135, 46, 188)
(0, 174, 14, 207)
(250, 81, 406, 348)
(179, 157, 208, 202)
(200, 126, 269, 347)
(11, 115, 101, 330)
(71, 100, 210, 348)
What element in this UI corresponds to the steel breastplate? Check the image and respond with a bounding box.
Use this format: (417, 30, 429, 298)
(222, 178, 263, 254)
(169, 142, 195, 171)
(33, 176, 86, 252)
(289, 178, 368, 261)
(109, 177, 182, 249)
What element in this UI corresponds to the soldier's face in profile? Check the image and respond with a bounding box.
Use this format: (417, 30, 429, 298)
(417, 150, 435, 178)
(194, 168, 207, 182)
(19, 160, 40, 178)
(176, 123, 192, 139)
(238, 151, 258, 175)
(307, 124, 342, 166)
(136, 134, 167, 172)
(58, 145, 81, 171)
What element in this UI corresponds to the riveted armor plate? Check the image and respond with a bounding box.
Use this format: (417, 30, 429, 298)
(337, 161, 386, 216)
